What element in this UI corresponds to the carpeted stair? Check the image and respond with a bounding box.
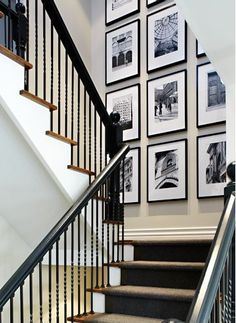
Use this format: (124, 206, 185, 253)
(79, 239, 212, 322)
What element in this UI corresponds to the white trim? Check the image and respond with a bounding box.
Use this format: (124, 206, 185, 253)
(123, 226, 217, 241)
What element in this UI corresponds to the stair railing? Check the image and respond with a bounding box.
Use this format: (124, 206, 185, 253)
(0, 143, 129, 322)
(185, 162, 235, 323)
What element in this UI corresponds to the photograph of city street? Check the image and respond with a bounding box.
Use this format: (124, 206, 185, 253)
(207, 71, 226, 111)
(154, 80, 178, 123)
(112, 93, 133, 130)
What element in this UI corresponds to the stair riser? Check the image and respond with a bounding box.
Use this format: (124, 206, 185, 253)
(121, 268, 203, 289)
(134, 244, 210, 262)
(105, 295, 192, 321)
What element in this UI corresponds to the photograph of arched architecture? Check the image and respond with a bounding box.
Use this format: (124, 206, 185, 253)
(155, 149, 178, 189)
(154, 12, 178, 58)
(197, 132, 226, 198)
(112, 30, 133, 71)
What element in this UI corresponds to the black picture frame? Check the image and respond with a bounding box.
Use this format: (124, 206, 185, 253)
(197, 62, 226, 128)
(106, 83, 140, 142)
(196, 40, 206, 58)
(106, 19, 140, 86)
(147, 139, 188, 202)
(147, 5, 187, 73)
(197, 132, 226, 199)
(146, 0, 166, 9)
(120, 147, 141, 204)
(105, 0, 140, 26)
(147, 69, 187, 137)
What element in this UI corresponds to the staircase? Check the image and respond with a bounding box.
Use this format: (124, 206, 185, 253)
(80, 239, 211, 323)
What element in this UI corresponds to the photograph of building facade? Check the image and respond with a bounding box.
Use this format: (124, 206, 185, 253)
(154, 81, 178, 122)
(112, 0, 132, 11)
(154, 12, 178, 58)
(206, 141, 226, 184)
(112, 31, 133, 70)
(120, 156, 133, 192)
(207, 71, 226, 111)
(112, 93, 133, 130)
(155, 150, 178, 189)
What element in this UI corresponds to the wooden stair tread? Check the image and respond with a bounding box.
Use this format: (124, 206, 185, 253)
(0, 45, 33, 69)
(93, 195, 109, 202)
(20, 90, 57, 111)
(67, 313, 95, 322)
(67, 165, 95, 176)
(46, 131, 77, 145)
(103, 219, 123, 225)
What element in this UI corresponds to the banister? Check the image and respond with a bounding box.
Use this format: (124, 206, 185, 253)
(0, 143, 129, 310)
(41, 0, 113, 130)
(186, 192, 235, 323)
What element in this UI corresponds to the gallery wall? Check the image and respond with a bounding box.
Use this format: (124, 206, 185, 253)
(91, 0, 226, 236)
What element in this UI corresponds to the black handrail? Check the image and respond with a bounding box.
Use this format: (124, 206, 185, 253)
(41, 0, 112, 130)
(0, 143, 129, 310)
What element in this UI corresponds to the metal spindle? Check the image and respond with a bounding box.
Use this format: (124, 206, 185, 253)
(42, 5, 46, 100)
(112, 224, 115, 263)
(29, 273, 33, 323)
(25, 0, 29, 91)
(83, 89, 87, 170)
(48, 249, 52, 323)
(71, 66, 75, 165)
(71, 221, 75, 321)
(50, 21, 54, 131)
(121, 157, 125, 262)
(10, 297, 13, 323)
(95, 197, 99, 288)
(39, 262, 43, 323)
(20, 284, 24, 323)
(7, 0, 11, 50)
(106, 181, 111, 287)
(64, 230, 67, 322)
(65, 52, 68, 137)
(56, 240, 60, 323)
(88, 98, 92, 177)
(77, 77, 81, 167)
(4, 15, 7, 47)
(101, 184, 105, 288)
(77, 214, 81, 316)
(83, 205, 87, 315)
(90, 199, 94, 314)
(34, 0, 38, 96)
(57, 37, 61, 134)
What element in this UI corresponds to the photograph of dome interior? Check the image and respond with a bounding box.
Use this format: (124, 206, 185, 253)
(206, 141, 226, 184)
(154, 12, 178, 58)
(154, 80, 178, 122)
(207, 71, 226, 111)
(112, 31, 133, 71)
(112, 93, 133, 130)
(155, 150, 178, 189)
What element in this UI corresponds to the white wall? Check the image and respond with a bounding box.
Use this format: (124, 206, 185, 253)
(91, 0, 227, 235)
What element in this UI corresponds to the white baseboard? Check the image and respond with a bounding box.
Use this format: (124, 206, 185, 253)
(123, 226, 217, 241)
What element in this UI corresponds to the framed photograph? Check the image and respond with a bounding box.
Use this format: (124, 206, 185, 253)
(147, 5, 187, 73)
(147, 69, 187, 137)
(197, 132, 226, 198)
(106, 84, 140, 142)
(196, 40, 206, 58)
(147, 139, 187, 202)
(120, 147, 140, 204)
(106, 19, 140, 86)
(147, 0, 166, 8)
(106, 0, 140, 26)
(197, 63, 226, 127)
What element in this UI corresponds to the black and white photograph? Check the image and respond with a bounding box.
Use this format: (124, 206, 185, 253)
(196, 40, 205, 57)
(147, 70, 187, 136)
(147, 5, 186, 73)
(147, 0, 166, 9)
(106, 20, 140, 85)
(106, 84, 140, 141)
(106, 0, 140, 26)
(120, 147, 140, 204)
(197, 63, 226, 127)
(197, 132, 226, 198)
(147, 139, 187, 202)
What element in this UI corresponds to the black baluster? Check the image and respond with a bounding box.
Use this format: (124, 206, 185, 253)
(7, 0, 12, 50)
(84, 89, 87, 170)
(58, 37, 61, 135)
(71, 66, 75, 165)
(112, 224, 115, 263)
(106, 181, 111, 287)
(42, 4, 46, 101)
(48, 249, 52, 323)
(77, 77, 81, 167)
(94, 109, 97, 177)
(77, 214, 81, 317)
(95, 197, 99, 288)
(101, 183, 105, 288)
(121, 157, 125, 262)
(10, 297, 13, 323)
(231, 234, 235, 321)
(64, 230, 67, 322)
(34, 0, 38, 96)
(88, 98, 92, 178)
(20, 284, 24, 323)
(56, 240, 60, 323)
(25, 0, 29, 91)
(90, 199, 94, 314)
(71, 221, 75, 321)
(39, 262, 43, 323)
(50, 22, 54, 131)
(65, 52, 68, 138)
(83, 205, 88, 315)
(29, 273, 33, 323)
(4, 14, 7, 48)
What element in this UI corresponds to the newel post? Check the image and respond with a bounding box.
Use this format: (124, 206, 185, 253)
(105, 112, 123, 221)
(224, 161, 236, 204)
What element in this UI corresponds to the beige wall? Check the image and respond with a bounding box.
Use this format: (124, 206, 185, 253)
(91, 0, 226, 234)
